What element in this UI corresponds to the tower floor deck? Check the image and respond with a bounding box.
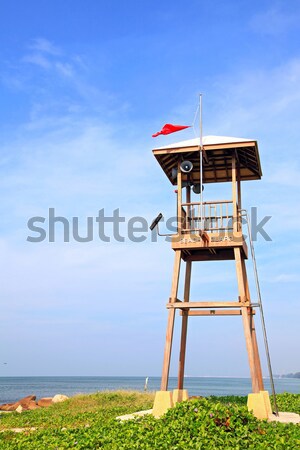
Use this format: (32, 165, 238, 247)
(172, 232, 248, 261)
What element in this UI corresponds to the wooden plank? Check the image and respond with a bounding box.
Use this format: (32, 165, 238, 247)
(250, 313, 264, 391)
(167, 301, 245, 309)
(184, 250, 236, 262)
(234, 247, 247, 303)
(237, 164, 242, 211)
(239, 162, 261, 178)
(160, 309, 176, 392)
(172, 232, 245, 252)
(241, 306, 260, 393)
(241, 257, 250, 301)
(234, 247, 259, 393)
(186, 186, 191, 231)
(154, 148, 261, 185)
(241, 256, 264, 391)
(182, 200, 232, 206)
(181, 309, 256, 316)
(161, 250, 181, 391)
(183, 262, 192, 303)
(152, 141, 257, 155)
(169, 251, 182, 303)
(178, 260, 192, 389)
(180, 243, 248, 262)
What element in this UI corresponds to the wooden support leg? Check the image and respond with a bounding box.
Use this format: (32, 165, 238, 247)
(241, 257, 250, 300)
(161, 250, 182, 391)
(241, 257, 264, 391)
(178, 261, 192, 389)
(234, 248, 259, 393)
(241, 307, 260, 393)
(249, 312, 264, 391)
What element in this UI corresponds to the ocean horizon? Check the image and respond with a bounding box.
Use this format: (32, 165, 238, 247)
(0, 376, 299, 405)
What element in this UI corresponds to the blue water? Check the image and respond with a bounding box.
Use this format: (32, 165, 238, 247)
(0, 376, 299, 404)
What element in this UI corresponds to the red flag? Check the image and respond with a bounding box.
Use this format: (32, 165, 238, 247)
(152, 123, 191, 138)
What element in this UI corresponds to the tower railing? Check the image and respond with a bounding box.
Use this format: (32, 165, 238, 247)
(181, 200, 241, 233)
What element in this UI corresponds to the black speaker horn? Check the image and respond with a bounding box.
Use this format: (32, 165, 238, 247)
(192, 183, 204, 194)
(182, 181, 192, 188)
(180, 160, 193, 173)
(171, 167, 178, 180)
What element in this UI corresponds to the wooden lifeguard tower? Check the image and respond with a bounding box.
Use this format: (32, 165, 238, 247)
(151, 134, 277, 418)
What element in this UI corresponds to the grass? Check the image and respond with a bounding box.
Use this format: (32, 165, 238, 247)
(0, 391, 299, 449)
(0, 390, 154, 431)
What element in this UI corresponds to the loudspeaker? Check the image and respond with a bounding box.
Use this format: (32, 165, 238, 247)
(192, 183, 204, 194)
(180, 160, 193, 173)
(171, 167, 178, 180)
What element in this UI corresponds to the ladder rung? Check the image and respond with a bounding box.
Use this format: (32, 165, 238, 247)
(180, 309, 256, 316)
(167, 301, 249, 309)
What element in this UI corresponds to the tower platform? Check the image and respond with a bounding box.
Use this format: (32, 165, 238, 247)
(172, 231, 248, 261)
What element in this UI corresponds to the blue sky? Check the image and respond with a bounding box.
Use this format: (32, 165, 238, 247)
(0, 0, 300, 378)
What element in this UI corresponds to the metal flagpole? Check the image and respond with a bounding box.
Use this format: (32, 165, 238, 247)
(199, 93, 203, 229)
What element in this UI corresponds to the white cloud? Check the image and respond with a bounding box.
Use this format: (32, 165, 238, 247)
(206, 58, 300, 141)
(265, 163, 300, 188)
(22, 38, 78, 84)
(267, 273, 300, 283)
(22, 53, 51, 69)
(55, 62, 74, 78)
(22, 38, 62, 71)
(29, 38, 61, 56)
(250, 6, 299, 35)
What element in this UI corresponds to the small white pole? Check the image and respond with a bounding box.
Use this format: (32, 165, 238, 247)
(144, 376, 149, 391)
(199, 93, 203, 229)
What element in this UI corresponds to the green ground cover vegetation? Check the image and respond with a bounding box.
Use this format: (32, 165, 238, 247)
(0, 391, 299, 449)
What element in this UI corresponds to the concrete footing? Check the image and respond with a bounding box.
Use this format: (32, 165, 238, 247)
(152, 391, 173, 418)
(173, 389, 189, 404)
(247, 390, 272, 419)
(247, 391, 300, 423)
(152, 389, 189, 418)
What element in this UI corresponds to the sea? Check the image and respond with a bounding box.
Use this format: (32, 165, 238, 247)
(0, 376, 299, 405)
